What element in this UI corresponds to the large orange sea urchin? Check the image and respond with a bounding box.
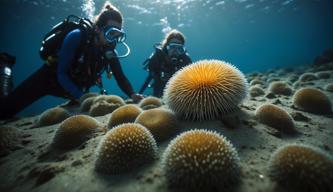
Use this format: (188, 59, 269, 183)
(163, 60, 248, 120)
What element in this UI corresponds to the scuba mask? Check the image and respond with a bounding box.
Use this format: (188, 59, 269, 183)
(103, 26, 131, 59)
(166, 43, 186, 57)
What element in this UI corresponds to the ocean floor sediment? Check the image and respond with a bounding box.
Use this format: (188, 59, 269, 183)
(1, 62, 333, 192)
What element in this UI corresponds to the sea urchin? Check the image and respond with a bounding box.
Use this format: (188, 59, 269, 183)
(95, 123, 157, 174)
(268, 144, 333, 192)
(162, 129, 240, 190)
(163, 60, 248, 121)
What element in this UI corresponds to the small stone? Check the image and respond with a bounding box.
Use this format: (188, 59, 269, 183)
(136, 174, 144, 180)
(290, 111, 310, 122)
(316, 71, 330, 79)
(323, 145, 330, 151)
(272, 99, 282, 105)
(21, 139, 31, 145)
(28, 165, 64, 187)
(145, 177, 153, 183)
(83, 154, 91, 159)
(56, 154, 67, 161)
(264, 126, 282, 138)
(71, 160, 83, 166)
(265, 92, 276, 99)
(17, 121, 33, 126)
(240, 104, 253, 110)
(22, 134, 32, 138)
(304, 133, 312, 137)
(325, 84, 333, 92)
(242, 120, 257, 127)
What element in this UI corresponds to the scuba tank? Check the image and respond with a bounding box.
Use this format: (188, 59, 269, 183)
(39, 15, 94, 61)
(0, 53, 15, 97)
(40, 15, 109, 94)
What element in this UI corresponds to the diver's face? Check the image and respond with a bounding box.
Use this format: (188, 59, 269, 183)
(98, 20, 122, 47)
(167, 38, 185, 57)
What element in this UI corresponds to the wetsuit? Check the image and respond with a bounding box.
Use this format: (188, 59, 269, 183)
(0, 29, 134, 119)
(139, 47, 192, 97)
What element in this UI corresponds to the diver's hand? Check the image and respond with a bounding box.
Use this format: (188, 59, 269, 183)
(100, 89, 107, 95)
(59, 99, 80, 108)
(131, 93, 144, 103)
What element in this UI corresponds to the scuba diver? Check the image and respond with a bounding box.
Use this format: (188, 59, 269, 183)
(0, 2, 143, 119)
(139, 29, 192, 97)
(0, 53, 15, 98)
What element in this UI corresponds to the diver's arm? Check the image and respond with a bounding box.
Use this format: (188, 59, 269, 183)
(57, 29, 84, 99)
(138, 52, 161, 94)
(139, 74, 153, 94)
(108, 58, 135, 97)
(148, 52, 161, 72)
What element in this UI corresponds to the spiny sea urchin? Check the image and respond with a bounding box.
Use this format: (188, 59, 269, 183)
(298, 73, 318, 82)
(316, 71, 331, 79)
(80, 97, 96, 112)
(268, 144, 333, 192)
(162, 129, 240, 190)
(135, 108, 179, 142)
(92, 95, 125, 106)
(52, 115, 102, 149)
(105, 95, 126, 105)
(255, 104, 295, 134)
(293, 87, 332, 114)
(92, 95, 109, 104)
(107, 104, 142, 128)
(89, 100, 121, 117)
(249, 85, 265, 97)
(325, 83, 333, 92)
(0, 127, 21, 157)
(138, 96, 163, 110)
(250, 79, 265, 86)
(79, 92, 99, 103)
(287, 74, 299, 83)
(268, 81, 293, 96)
(95, 123, 157, 174)
(163, 60, 248, 121)
(37, 107, 70, 127)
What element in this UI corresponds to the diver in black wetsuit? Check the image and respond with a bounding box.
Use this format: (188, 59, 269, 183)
(0, 2, 143, 119)
(0, 53, 15, 98)
(139, 29, 192, 97)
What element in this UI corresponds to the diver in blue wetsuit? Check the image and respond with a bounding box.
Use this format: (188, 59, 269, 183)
(139, 29, 192, 97)
(0, 2, 143, 119)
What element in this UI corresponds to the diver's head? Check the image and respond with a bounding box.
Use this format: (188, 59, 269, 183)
(162, 29, 186, 57)
(93, 2, 130, 59)
(94, 2, 123, 48)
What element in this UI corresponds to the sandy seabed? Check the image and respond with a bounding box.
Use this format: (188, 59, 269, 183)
(1, 62, 333, 192)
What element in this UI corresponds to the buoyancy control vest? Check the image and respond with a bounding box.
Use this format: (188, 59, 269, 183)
(39, 15, 106, 89)
(145, 44, 190, 81)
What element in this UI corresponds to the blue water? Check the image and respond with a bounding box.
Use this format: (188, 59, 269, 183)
(0, 0, 333, 116)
